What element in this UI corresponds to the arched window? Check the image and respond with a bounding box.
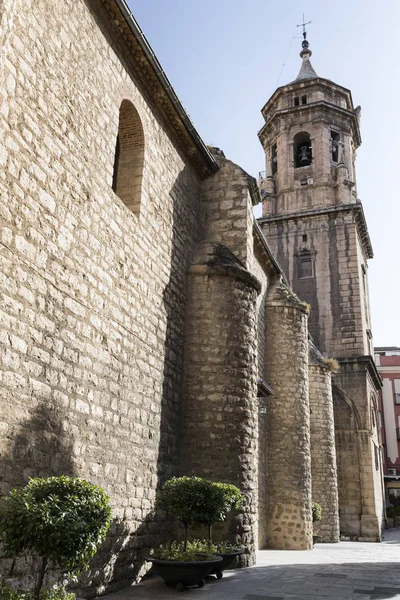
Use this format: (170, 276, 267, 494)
(293, 132, 312, 168)
(112, 100, 144, 214)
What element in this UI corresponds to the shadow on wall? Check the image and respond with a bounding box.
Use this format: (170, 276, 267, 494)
(157, 164, 204, 490)
(77, 511, 172, 598)
(79, 166, 199, 597)
(0, 400, 76, 582)
(157, 168, 196, 485)
(0, 401, 76, 494)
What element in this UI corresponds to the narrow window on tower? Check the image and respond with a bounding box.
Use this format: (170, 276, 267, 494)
(301, 95, 307, 105)
(271, 143, 277, 174)
(331, 131, 340, 162)
(293, 132, 312, 168)
(294, 96, 300, 106)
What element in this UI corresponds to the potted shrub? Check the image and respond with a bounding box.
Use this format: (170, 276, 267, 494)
(149, 476, 223, 591)
(202, 482, 244, 579)
(312, 501, 322, 545)
(169, 481, 244, 579)
(0, 476, 112, 600)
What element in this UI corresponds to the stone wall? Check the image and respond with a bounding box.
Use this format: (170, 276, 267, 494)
(308, 345, 339, 542)
(264, 278, 312, 550)
(0, 0, 203, 594)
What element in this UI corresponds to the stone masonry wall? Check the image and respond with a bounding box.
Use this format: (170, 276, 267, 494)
(308, 353, 340, 543)
(264, 278, 312, 550)
(180, 241, 260, 566)
(0, 0, 202, 594)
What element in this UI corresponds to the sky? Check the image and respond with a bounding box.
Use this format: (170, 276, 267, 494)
(129, 0, 400, 347)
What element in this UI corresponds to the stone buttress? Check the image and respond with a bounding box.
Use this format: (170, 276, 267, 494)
(309, 342, 340, 542)
(264, 277, 313, 550)
(180, 242, 260, 565)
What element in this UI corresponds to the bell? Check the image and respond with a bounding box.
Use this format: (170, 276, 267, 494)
(299, 145, 310, 166)
(332, 140, 338, 162)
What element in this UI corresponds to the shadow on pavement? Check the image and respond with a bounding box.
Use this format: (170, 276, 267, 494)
(101, 559, 400, 600)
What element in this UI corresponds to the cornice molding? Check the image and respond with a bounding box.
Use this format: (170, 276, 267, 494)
(336, 355, 382, 390)
(258, 202, 373, 259)
(95, 0, 218, 178)
(259, 100, 361, 148)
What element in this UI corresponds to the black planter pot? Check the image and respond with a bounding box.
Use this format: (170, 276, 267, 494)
(210, 549, 244, 579)
(148, 555, 223, 591)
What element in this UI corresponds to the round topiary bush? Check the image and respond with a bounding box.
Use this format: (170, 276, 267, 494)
(157, 476, 229, 550)
(0, 476, 112, 599)
(156, 476, 244, 550)
(312, 501, 322, 523)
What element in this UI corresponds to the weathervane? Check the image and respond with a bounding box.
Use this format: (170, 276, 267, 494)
(297, 13, 311, 48)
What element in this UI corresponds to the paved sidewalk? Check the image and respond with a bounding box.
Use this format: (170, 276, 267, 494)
(101, 529, 400, 600)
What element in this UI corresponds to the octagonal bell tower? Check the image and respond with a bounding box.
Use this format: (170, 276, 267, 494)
(258, 35, 384, 541)
(260, 37, 360, 222)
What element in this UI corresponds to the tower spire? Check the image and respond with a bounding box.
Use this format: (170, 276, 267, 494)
(293, 14, 318, 82)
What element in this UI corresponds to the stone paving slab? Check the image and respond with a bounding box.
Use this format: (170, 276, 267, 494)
(98, 530, 400, 600)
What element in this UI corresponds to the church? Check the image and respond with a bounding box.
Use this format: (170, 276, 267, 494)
(0, 0, 384, 595)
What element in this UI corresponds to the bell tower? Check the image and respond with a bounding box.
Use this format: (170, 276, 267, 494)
(258, 32, 384, 540)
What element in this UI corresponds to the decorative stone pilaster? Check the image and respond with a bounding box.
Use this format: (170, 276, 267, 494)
(265, 277, 312, 550)
(336, 162, 354, 205)
(180, 241, 261, 566)
(308, 342, 340, 542)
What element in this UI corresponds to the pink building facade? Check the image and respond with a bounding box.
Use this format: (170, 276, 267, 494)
(375, 347, 400, 501)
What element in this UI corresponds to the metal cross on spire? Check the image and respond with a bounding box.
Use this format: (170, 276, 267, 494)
(297, 13, 311, 41)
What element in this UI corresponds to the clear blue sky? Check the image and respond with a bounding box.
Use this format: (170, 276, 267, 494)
(129, 0, 400, 347)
